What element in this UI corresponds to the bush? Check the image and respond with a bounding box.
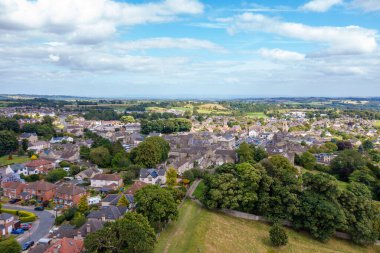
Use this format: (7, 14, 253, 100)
(0, 209, 37, 222)
(269, 224, 288, 247)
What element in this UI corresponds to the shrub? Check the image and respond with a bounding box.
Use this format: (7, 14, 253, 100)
(269, 224, 288, 247)
(0, 209, 37, 222)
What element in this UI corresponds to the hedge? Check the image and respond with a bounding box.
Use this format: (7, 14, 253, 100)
(1, 209, 37, 222)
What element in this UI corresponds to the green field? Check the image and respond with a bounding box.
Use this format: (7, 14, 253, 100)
(245, 112, 268, 119)
(155, 200, 378, 253)
(192, 181, 205, 200)
(0, 155, 31, 166)
(374, 121, 380, 127)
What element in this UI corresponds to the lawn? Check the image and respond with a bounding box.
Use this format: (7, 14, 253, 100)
(374, 120, 380, 127)
(192, 181, 205, 200)
(0, 155, 31, 166)
(155, 200, 378, 253)
(245, 112, 268, 119)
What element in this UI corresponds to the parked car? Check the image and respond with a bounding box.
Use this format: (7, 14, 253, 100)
(22, 241, 34, 251)
(11, 228, 24, 235)
(34, 206, 44, 211)
(21, 223, 32, 230)
(8, 199, 20, 204)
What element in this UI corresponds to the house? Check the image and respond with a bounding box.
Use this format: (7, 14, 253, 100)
(0, 213, 16, 236)
(23, 181, 57, 201)
(55, 184, 86, 206)
(5, 164, 28, 176)
(45, 237, 84, 253)
(1, 173, 24, 184)
(87, 196, 101, 205)
(50, 220, 104, 239)
(20, 133, 38, 144)
(25, 159, 55, 174)
(125, 181, 148, 195)
(28, 141, 50, 152)
(50, 136, 74, 144)
(139, 168, 167, 185)
(75, 168, 103, 181)
(2, 182, 25, 199)
(90, 174, 123, 190)
(101, 194, 134, 207)
(87, 206, 128, 222)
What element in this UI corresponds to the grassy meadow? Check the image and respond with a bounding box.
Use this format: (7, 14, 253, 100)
(0, 155, 31, 166)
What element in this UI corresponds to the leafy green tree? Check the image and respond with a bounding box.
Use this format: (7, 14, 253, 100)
(0, 237, 22, 253)
(84, 212, 156, 253)
(339, 189, 380, 246)
(302, 172, 341, 200)
(331, 150, 367, 181)
(236, 142, 253, 163)
(0, 117, 20, 132)
(298, 152, 317, 170)
(269, 223, 288, 247)
(347, 182, 372, 199)
(111, 151, 130, 169)
(80, 146, 91, 160)
(78, 195, 89, 214)
(70, 212, 86, 228)
(121, 115, 135, 123)
(362, 140, 374, 151)
(135, 185, 178, 231)
(0, 130, 19, 156)
(117, 194, 130, 207)
(295, 191, 345, 242)
(90, 147, 111, 167)
(166, 167, 177, 187)
(130, 137, 170, 167)
(252, 145, 268, 162)
(111, 141, 125, 156)
(349, 167, 376, 189)
(46, 169, 67, 183)
(69, 165, 81, 176)
(21, 139, 29, 152)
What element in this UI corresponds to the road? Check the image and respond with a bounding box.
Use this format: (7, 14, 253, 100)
(3, 204, 55, 245)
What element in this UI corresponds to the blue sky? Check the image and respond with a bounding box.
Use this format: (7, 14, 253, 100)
(0, 0, 379, 98)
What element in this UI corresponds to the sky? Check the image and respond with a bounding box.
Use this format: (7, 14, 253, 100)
(0, 0, 379, 98)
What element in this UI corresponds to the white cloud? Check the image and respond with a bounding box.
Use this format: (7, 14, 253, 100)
(301, 0, 342, 12)
(114, 38, 225, 52)
(48, 54, 60, 62)
(259, 48, 305, 61)
(222, 13, 377, 55)
(350, 0, 380, 12)
(0, 0, 204, 43)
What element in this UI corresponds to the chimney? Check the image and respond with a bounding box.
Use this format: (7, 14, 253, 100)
(77, 231, 82, 239)
(86, 223, 91, 233)
(101, 214, 106, 222)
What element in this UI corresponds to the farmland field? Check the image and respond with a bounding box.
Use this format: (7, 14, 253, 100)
(155, 200, 378, 253)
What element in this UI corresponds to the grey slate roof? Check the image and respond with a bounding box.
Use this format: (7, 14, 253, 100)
(101, 194, 134, 205)
(87, 206, 128, 221)
(139, 168, 166, 179)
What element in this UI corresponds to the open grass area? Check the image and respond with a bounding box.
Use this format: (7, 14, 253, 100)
(245, 112, 268, 119)
(374, 120, 380, 127)
(192, 181, 205, 200)
(155, 200, 378, 253)
(0, 155, 31, 166)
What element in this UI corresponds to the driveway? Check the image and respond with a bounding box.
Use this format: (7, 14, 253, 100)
(2, 204, 55, 245)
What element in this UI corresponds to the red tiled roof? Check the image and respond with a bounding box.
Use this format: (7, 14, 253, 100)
(2, 182, 25, 190)
(56, 184, 86, 196)
(45, 237, 84, 253)
(25, 159, 52, 168)
(25, 181, 57, 191)
(125, 181, 148, 195)
(92, 174, 121, 181)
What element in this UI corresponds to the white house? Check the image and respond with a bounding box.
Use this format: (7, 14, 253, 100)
(90, 174, 123, 189)
(88, 196, 102, 205)
(139, 168, 167, 185)
(6, 164, 28, 176)
(0, 213, 15, 236)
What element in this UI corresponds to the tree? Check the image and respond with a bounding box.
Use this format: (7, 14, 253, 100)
(90, 147, 111, 168)
(0, 237, 22, 253)
(111, 141, 125, 156)
(331, 150, 367, 181)
(121, 115, 135, 123)
(269, 223, 288, 247)
(69, 165, 81, 176)
(21, 139, 29, 152)
(298, 152, 317, 170)
(84, 212, 156, 253)
(0, 117, 20, 132)
(166, 167, 177, 187)
(362, 140, 374, 151)
(117, 194, 130, 207)
(112, 151, 130, 169)
(236, 142, 253, 163)
(135, 185, 178, 231)
(349, 167, 376, 189)
(79, 146, 91, 160)
(78, 195, 88, 214)
(0, 130, 19, 156)
(130, 137, 170, 167)
(46, 169, 67, 183)
(70, 212, 86, 228)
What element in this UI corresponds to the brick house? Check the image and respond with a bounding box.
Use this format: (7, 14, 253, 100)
(23, 181, 57, 201)
(2, 182, 25, 199)
(55, 184, 86, 206)
(25, 159, 55, 174)
(90, 174, 123, 190)
(45, 237, 84, 253)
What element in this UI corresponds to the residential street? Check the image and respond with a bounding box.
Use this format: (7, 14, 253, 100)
(2, 204, 55, 245)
